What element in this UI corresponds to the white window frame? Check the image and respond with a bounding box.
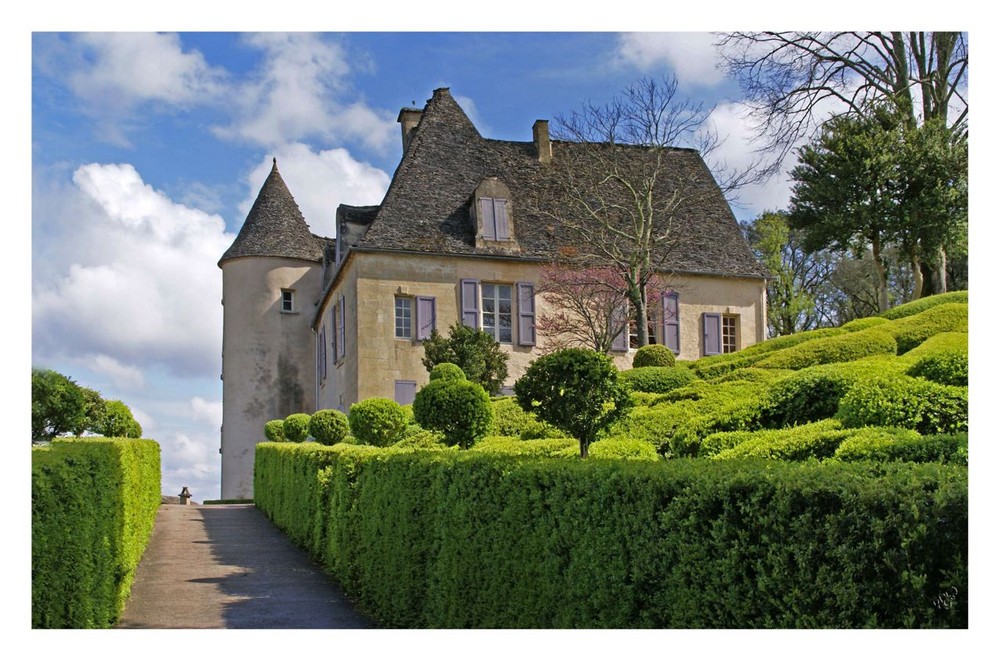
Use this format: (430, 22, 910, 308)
(722, 315, 739, 354)
(395, 296, 413, 339)
(481, 282, 513, 344)
(280, 289, 295, 313)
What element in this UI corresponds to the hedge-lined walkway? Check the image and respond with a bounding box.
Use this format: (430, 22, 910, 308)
(116, 504, 373, 629)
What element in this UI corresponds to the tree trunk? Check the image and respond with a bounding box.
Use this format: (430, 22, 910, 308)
(911, 253, 925, 302)
(871, 238, 890, 312)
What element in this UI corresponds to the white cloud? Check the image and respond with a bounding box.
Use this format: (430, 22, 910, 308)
(160, 431, 220, 501)
(616, 33, 724, 88)
(190, 396, 223, 428)
(214, 33, 396, 152)
(83, 354, 146, 389)
(32, 163, 234, 378)
(46, 33, 227, 145)
(240, 144, 391, 238)
(68, 32, 226, 107)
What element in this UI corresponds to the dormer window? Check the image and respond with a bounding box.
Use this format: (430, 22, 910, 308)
(473, 178, 519, 251)
(480, 197, 510, 241)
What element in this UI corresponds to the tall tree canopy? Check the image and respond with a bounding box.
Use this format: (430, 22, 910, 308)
(788, 105, 967, 309)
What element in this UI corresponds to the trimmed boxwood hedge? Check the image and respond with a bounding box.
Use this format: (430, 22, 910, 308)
(835, 432, 968, 465)
(879, 291, 968, 320)
(837, 376, 968, 435)
(754, 329, 897, 370)
(254, 443, 967, 628)
(883, 303, 968, 354)
(32, 438, 161, 628)
(620, 366, 696, 394)
(710, 420, 851, 461)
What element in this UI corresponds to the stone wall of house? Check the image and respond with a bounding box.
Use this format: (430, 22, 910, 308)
(315, 251, 767, 411)
(220, 256, 321, 499)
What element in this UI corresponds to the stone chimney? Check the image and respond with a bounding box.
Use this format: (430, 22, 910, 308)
(533, 119, 552, 164)
(398, 108, 423, 152)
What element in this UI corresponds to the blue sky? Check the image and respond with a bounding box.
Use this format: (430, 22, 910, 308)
(25, 20, 978, 509)
(30, 29, 807, 501)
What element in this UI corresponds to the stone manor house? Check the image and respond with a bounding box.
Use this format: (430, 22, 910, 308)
(218, 88, 769, 498)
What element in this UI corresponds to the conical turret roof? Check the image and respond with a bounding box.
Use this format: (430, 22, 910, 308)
(219, 159, 323, 266)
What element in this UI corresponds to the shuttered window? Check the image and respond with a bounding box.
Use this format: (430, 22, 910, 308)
(703, 313, 722, 356)
(611, 304, 629, 352)
(662, 292, 680, 354)
(394, 380, 417, 406)
(461, 279, 480, 329)
(395, 296, 412, 339)
(516, 282, 536, 346)
(416, 296, 436, 340)
(479, 197, 510, 241)
(318, 327, 327, 381)
(482, 283, 513, 344)
(337, 295, 346, 359)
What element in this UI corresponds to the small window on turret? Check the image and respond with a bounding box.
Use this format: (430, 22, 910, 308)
(281, 289, 295, 313)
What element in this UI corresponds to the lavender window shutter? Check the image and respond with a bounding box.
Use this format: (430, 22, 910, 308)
(495, 199, 510, 240)
(610, 303, 629, 352)
(416, 296, 436, 340)
(480, 198, 496, 240)
(663, 292, 680, 354)
(461, 279, 480, 329)
(703, 313, 721, 356)
(394, 380, 417, 406)
(517, 282, 535, 346)
(337, 295, 346, 358)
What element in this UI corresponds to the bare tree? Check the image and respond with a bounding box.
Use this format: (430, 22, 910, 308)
(717, 32, 968, 164)
(537, 75, 760, 347)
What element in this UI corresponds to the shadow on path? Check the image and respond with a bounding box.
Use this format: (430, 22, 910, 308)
(117, 504, 374, 629)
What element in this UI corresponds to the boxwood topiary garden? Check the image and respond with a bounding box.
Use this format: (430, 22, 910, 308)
(254, 292, 969, 628)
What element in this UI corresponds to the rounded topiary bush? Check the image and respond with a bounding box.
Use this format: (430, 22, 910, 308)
(514, 348, 632, 458)
(620, 366, 696, 394)
(264, 419, 286, 441)
(632, 344, 676, 368)
(836, 375, 968, 435)
(906, 349, 968, 386)
(413, 378, 494, 449)
(348, 398, 409, 447)
(308, 409, 350, 446)
(429, 362, 466, 382)
(282, 413, 312, 443)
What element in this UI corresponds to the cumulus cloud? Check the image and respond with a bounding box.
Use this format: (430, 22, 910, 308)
(240, 143, 391, 238)
(214, 33, 397, 152)
(190, 396, 223, 428)
(616, 33, 725, 88)
(160, 431, 220, 501)
(32, 163, 234, 378)
(35, 33, 227, 145)
(82, 354, 146, 389)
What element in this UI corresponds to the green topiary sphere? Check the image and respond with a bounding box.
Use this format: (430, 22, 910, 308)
(632, 344, 676, 368)
(264, 419, 286, 441)
(309, 409, 350, 446)
(413, 378, 494, 449)
(429, 362, 466, 382)
(348, 398, 409, 446)
(283, 413, 312, 443)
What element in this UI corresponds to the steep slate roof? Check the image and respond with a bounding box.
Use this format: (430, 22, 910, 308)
(353, 88, 768, 279)
(219, 159, 324, 266)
